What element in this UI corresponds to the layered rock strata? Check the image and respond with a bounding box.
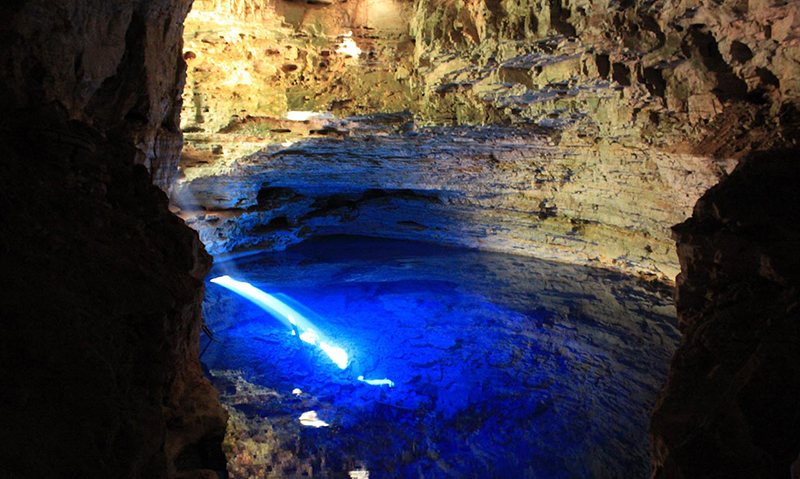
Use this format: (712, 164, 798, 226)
(174, 121, 729, 280)
(182, 0, 800, 156)
(174, 0, 798, 282)
(410, 0, 800, 158)
(0, 1, 226, 477)
(0, 0, 797, 476)
(177, 0, 800, 475)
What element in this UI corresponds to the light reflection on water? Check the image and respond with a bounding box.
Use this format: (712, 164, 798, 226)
(210, 275, 350, 370)
(203, 235, 678, 478)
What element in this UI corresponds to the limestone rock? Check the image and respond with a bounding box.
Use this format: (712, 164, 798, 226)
(181, 0, 418, 135)
(651, 149, 800, 479)
(174, 0, 798, 286)
(0, 0, 191, 191)
(410, 0, 800, 158)
(175, 122, 730, 280)
(0, 0, 226, 477)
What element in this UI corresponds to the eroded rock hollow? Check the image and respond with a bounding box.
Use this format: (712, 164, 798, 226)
(1, 0, 798, 477)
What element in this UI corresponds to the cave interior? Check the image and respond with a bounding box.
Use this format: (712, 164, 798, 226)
(1, 0, 799, 478)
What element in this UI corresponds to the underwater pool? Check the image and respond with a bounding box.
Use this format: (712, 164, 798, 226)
(202, 235, 679, 479)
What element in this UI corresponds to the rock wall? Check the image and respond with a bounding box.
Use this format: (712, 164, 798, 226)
(405, 1, 800, 475)
(650, 149, 800, 479)
(172, 0, 798, 282)
(0, 1, 227, 478)
(175, 121, 728, 280)
(1, 0, 796, 475)
(168, 0, 800, 476)
(177, 0, 420, 183)
(410, 0, 799, 157)
(181, 0, 417, 133)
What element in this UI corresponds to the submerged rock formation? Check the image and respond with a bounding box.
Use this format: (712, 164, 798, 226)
(202, 236, 680, 478)
(0, 0, 226, 477)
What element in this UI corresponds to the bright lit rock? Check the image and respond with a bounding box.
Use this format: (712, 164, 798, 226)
(176, 121, 730, 280)
(174, 0, 798, 282)
(299, 411, 329, 428)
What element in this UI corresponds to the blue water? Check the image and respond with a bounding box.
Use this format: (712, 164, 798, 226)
(202, 235, 679, 478)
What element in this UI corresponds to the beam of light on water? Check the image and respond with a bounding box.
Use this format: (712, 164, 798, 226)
(299, 330, 319, 345)
(210, 275, 349, 369)
(357, 376, 395, 387)
(319, 342, 348, 370)
(210, 275, 298, 324)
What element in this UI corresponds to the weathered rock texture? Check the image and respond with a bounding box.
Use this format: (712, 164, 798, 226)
(175, 121, 728, 279)
(178, 0, 420, 181)
(651, 149, 800, 479)
(0, 1, 226, 477)
(3, 0, 793, 476)
(410, 0, 800, 157)
(173, 0, 798, 281)
(171, 0, 800, 476)
(182, 0, 416, 134)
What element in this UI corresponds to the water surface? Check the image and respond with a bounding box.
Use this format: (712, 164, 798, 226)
(202, 235, 678, 478)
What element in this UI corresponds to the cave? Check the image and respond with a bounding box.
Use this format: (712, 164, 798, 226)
(1, 1, 799, 479)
